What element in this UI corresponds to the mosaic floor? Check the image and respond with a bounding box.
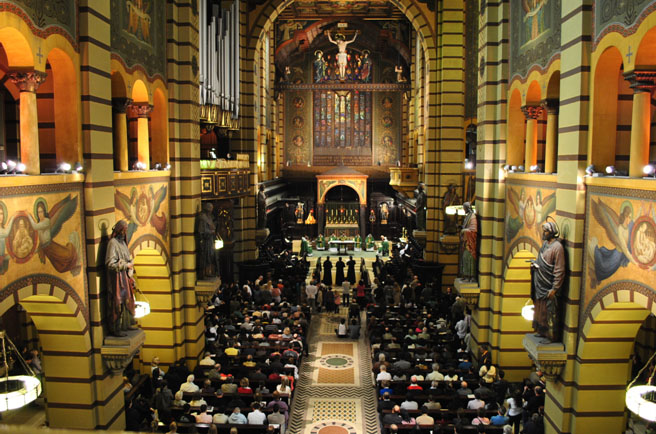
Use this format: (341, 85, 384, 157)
(287, 313, 379, 434)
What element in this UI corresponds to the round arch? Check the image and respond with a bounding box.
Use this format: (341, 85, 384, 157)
(589, 45, 623, 169)
(320, 183, 364, 205)
(151, 86, 169, 166)
(508, 88, 525, 167)
(129, 235, 178, 371)
(131, 79, 149, 104)
(0, 25, 34, 68)
(496, 248, 538, 381)
(572, 282, 656, 433)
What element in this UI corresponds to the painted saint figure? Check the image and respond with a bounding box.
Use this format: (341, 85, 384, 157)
(531, 221, 565, 342)
(459, 202, 477, 282)
(106, 220, 138, 337)
(28, 196, 80, 275)
(326, 30, 359, 80)
(314, 50, 327, 83)
(0, 203, 14, 274)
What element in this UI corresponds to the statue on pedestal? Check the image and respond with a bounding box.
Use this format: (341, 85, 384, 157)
(106, 220, 137, 337)
(295, 202, 305, 224)
(415, 183, 427, 231)
(196, 202, 217, 280)
(257, 185, 267, 229)
(380, 203, 389, 225)
(459, 202, 477, 282)
(531, 221, 565, 342)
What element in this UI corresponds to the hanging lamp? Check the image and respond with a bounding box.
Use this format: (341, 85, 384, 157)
(0, 331, 42, 412)
(626, 351, 656, 421)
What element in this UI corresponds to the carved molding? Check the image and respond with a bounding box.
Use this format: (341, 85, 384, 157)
(195, 278, 221, 308)
(7, 70, 47, 92)
(130, 103, 154, 118)
(101, 329, 146, 375)
(522, 333, 567, 382)
(454, 278, 480, 308)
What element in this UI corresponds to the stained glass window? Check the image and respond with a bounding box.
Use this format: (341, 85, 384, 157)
(313, 90, 371, 150)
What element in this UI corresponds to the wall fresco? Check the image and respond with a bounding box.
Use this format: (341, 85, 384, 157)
(509, 0, 561, 79)
(2, 1, 76, 43)
(110, 0, 166, 79)
(584, 187, 656, 307)
(114, 180, 169, 253)
(0, 183, 85, 303)
(373, 92, 401, 166)
(504, 182, 557, 259)
(285, 90, 312, 165)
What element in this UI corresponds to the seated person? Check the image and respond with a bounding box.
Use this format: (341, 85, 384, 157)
(335, 318, 348, 338)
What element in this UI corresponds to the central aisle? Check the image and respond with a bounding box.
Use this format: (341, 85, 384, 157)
(287, 312, 379, 434)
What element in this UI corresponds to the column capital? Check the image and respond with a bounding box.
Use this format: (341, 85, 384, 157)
(129, 103, 153, 118)
(521, 104, 544, 120)
(7, 70, 47, 92)
(624, 70, 656, 92)
(112, 97, 133, 114)
(541, 98, 559, 115)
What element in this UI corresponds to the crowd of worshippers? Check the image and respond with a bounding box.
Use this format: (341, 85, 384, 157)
(123, 253, 312, 433)
(368, 292, 546, 434)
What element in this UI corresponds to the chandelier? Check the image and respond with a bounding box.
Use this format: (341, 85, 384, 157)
(626, 351, 656, 422)
(0, 331, 42, 411)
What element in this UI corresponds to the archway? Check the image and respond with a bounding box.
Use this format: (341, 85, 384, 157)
(0, 275, 103, 429)
(589, 46, 623, 170)
(508, 89, 525, 167)
(131, 237, 180, 372)
(497, 248, 538, 381)
(571, 283, 656, 433)
(150, 87, 168, 167)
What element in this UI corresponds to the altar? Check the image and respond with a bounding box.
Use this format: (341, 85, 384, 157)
(329, 239, 356, 254)
(316, 167, 368, 239)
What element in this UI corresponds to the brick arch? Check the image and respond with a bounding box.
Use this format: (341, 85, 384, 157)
(129, 233, 170, 265)
(572, 281, 656, 433)
(505, 236, 540, 266)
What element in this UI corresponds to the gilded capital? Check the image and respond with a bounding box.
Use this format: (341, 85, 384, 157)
(521, 105, 544, 120)
(8, 70, 47, 92)
(112, 97, 133, 114)
(624, 70, 656, 93)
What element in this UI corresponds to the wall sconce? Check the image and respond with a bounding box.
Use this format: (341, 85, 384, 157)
(464, 159, 474, 170)
(585, 164, 596, 176)
(643, 164, 656, 178)
(56, 162, 72, 174)
(605, 165, 616, 176)
(529, 164, 541, 173)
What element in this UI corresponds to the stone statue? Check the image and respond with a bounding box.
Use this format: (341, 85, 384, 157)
(531, 221, 565, 342)
(196, 202, 217, 279)
(443, 183, 461, 234)
(106, 220, 137, 337)
(257, 184, 267, 229)
(459, 202, 477, 282)
(415, 183, 427, 231)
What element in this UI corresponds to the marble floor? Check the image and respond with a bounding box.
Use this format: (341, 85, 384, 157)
(288, 311, 378, 434)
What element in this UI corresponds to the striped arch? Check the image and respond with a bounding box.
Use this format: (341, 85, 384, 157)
(0, 274, 99, 428)
(130, 234, 183, 371)
(571, 282, 656, 434)
(496, 248, 538, 381)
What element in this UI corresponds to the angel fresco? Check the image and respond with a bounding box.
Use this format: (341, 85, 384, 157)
(115, 185, 168, 243)
(24, 196, 81, 276)
(0, 202, 15, 274)
(587, 199, 639, 289)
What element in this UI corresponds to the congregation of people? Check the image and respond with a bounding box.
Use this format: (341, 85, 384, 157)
(365, 250, 546, 434)
(123, 251, 312, 433)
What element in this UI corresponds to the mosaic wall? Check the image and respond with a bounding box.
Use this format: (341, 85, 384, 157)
(509, 0, 561, 80)
(0, 183, 86, 304)
(583, 186, 656, 307)
(285, 90, 312, 166)
(504, 182, 557, 260)
(373, 92, 401, 166)
(2, 0, 76, 43)
(114, 179, 169, 254)
(594, 0, 656, 42)
(110, 0, 167, 79)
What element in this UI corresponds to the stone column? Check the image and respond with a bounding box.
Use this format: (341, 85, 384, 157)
(8, 70, 47, 175)
(522, 105, 544, 171)
(542, 99, 559, 173)
(625, 72, 656, 177)
(132, 103, 153, 170)
(112, 97, 132, 172)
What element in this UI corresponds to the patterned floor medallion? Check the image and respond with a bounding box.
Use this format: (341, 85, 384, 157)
(309, 421, 357, 434)
(319, 354, 355, 369)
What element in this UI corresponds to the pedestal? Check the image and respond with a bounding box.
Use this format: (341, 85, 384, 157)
(101, 329, 146, 375)
(195, 277, 221, 307)
(255, 228, 270, 245)
(454, 277, 480, 307)
(522, 333, 567, 381)
(412, 230, 426, 249)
